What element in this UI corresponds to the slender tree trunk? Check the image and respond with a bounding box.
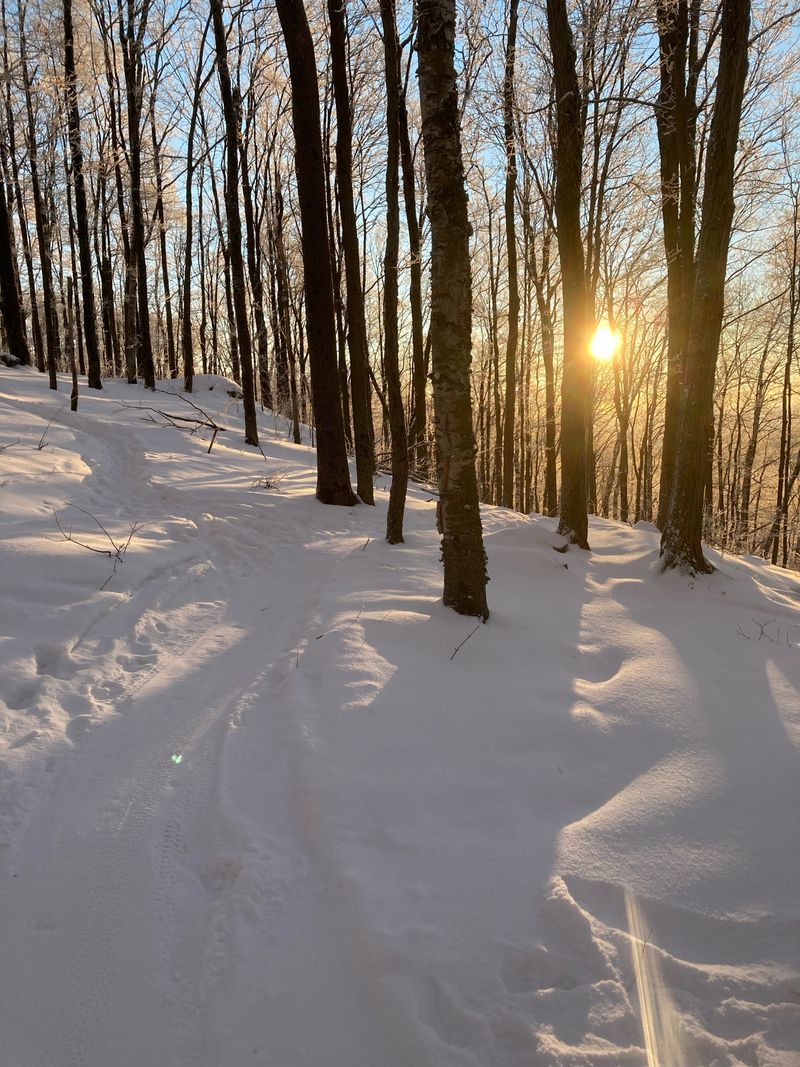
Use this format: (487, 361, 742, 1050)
(120, 0, 156, 388)
(276, 0, 356, 505)
(380, 0, 408, 544)
(239, 95, 273, 410)
(417, 0, 489, 619)
(501, 0, 519, 509)
(181, 19, 210, 393)
(399, 75, 427, 473)
(210, 0, 258, 444)
(326, 0, 374, 503)
(661, 0, 750, 572)
(150, 108, 176, 378)
(20, 18, 58, 388)
(64, 0, 101, 388)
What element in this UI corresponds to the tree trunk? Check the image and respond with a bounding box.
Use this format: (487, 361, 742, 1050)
(326, 0, 374, 503)
(150, 107, 176, 379)
(546, 0, 590, 547)
(120, 0, 156, 388)
(655, 0, 698, 529)
(64, 0, 102, 388)
(380, 0, 408, 544)
(0, 178, 30, 364)
(210, 0, 259, 445)
(660, 0, 750, 572)
(276, 0, 356, 505)
(239, 92, 273, 410)
(501, 0, 519, 509)
(20, 17, 58, 388)
(417, 0, 489, 619)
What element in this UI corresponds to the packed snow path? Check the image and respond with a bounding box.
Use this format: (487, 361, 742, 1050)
(1, 369, 799, 1067)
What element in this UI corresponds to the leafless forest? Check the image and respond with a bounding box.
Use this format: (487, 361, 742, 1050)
(1, 0, 799, 604)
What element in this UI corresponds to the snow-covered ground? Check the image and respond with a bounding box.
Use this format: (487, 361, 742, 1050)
(1, 366, 799, 1067)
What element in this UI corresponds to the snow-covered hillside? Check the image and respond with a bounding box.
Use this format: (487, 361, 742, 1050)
(1, 367, 799, 1067)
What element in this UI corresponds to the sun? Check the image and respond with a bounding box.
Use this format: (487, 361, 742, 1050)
(590, 324, 622, 362)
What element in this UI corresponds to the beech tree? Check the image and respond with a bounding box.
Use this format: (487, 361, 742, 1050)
(417, 0, 489, 618)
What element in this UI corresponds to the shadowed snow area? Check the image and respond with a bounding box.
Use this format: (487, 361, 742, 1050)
(1, 367, 799, 1066)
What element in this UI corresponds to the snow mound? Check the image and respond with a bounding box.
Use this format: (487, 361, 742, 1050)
(1, 367, 798, 1066)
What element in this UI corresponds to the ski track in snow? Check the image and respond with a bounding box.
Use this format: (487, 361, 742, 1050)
(1, 369, 799, 1067)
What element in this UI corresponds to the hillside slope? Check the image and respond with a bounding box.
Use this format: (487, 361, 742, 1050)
(1, 368, 799, 1067)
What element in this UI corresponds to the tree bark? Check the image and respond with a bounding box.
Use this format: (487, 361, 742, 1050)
(546, 0, 590, 547)
(501, 0, 519, 509)
(277, 0, 356, 505)
(210, 0, 259, 444)
(64, 0, 102, 388)
(661, 0, 750, 572)
(417, 0, 489, 618)
(326, 0, 374, 503)
(380, 0, 408, 544)
(0, 178, 30, 364)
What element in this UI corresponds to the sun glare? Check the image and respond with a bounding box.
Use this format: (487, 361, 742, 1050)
(590, 324, 622, 362)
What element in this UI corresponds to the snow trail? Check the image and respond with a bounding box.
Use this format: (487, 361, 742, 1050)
(1, 370, 799, 1066)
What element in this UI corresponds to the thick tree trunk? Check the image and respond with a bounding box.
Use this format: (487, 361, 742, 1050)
(380, 0, 408, 544)
(417, 0, 489, 619)
(276, 0, 356, 505)
(210, 0, 258, 445)
(64, 0, 102, 388)
(661, 0, 750, 572)
(326, 0, 374, 503)
(546, 0, 590, 547)
(655, 0, 698, 528)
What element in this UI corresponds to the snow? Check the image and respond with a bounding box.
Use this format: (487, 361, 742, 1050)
(1, 366, 799, 1067)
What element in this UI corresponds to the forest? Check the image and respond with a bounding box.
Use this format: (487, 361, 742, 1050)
(1, 0, 799, 607)
(1, 1, 800, 1064)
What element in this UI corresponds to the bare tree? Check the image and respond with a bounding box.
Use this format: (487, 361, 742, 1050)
(417, 0, 489, 618)
(661, 0, 751, 572)
(276, 0, 356, 505)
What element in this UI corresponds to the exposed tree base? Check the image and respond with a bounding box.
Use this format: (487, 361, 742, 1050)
(556, 520, 590, 550)
(442, 542, 490, 621)
(659, 538, 714, 576)
(316, 486, 358, 507)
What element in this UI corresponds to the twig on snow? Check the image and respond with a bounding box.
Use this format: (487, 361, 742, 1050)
(450, 623, 481, 661)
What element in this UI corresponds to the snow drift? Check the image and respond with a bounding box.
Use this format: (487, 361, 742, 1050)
(1, 367, 798, 1066)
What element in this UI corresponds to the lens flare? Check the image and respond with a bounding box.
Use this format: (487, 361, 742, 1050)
(625, 889, 686, 1067)
(590, 324, 622, 361)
